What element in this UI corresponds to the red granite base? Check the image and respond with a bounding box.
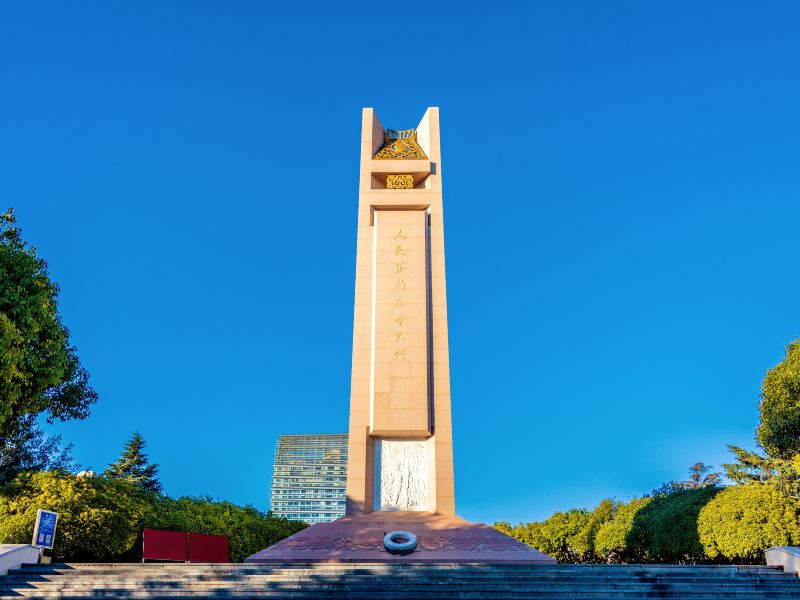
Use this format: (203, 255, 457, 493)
(245, 512, 556, 564)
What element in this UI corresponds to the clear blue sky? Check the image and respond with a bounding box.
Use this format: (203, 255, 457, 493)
(2, 1, 799, 525)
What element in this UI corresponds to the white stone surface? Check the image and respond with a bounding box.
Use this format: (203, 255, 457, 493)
(374, 439, 428, 511)
(765, 546, 800, 576)
(0, 545, 39, 575)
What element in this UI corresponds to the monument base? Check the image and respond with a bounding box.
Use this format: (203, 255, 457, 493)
(245, 512, 556, 564)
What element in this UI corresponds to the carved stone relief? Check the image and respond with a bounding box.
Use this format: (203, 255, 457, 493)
(374, 439, 428, 511)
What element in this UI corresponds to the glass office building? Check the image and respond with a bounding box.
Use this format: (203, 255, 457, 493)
(270, 433, 348, 524)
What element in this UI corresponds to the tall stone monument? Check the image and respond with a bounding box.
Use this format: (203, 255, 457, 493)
(246, 108, 553, 563)
(346, 107, 454, 517)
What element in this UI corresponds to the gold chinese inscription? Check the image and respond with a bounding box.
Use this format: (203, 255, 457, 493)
(373, 128, 428, 160)
(392, 228, 408, 361)
(386, 174, 414, 189)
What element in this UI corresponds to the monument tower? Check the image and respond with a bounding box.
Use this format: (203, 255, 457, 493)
(346, 107, 454, 516)
(247, 108, 553, 563)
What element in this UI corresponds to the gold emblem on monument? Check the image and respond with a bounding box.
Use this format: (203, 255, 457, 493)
(386, 174, 414, 189)
(373, 129, 428, 160)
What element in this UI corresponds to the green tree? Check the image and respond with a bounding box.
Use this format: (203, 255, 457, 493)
(572, 498, 616, 562)
(493, 520, 515, 537)
(0, 208, 97, 438)
(683, 462, 721, 489)
(106, 433, 162, 493)
(630, 487, 720, 563)
(0, 415, 77, 485)
(698, 485, 800, 561)
(652, 462, 722, 496)
(594, 497, 652, 563)
(757, 340, 800, 459)
(520, 509, 590, 563)
(722, 341, 800, 495)
(723, 445, 799, 496)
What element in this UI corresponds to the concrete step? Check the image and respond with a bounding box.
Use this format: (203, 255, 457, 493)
(5, 577, 792, 584)
(3, 583, 799, 593)
(6, 573, 797, 581)
(16, 563, 788, 571)
(3, 580, 793, 586)
(3, 580, 797, 589)
(3, 563, 799, 599)
(12, 565, 792, 578)
(4, 585, 800, 595)
(0, 588, 797, 600)
(3, 572, 798, 582)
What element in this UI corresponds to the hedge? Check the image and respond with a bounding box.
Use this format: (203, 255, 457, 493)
(496, 485, 800, 564)
(698, 485, 800, 561)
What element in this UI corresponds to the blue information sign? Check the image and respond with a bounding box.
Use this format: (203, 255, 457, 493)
(32, 509, 58, 549)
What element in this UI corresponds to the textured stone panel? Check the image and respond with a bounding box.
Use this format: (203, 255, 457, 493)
(374, 439, 428, 511)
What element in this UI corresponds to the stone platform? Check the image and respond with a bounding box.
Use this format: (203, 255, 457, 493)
(245, 512, 555, 564)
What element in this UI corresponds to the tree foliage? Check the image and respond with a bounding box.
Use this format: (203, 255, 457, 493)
(651, 463, 722, 496)
(629, 487, 720, 563)
(757, 340, 800, 459)
(683, 463, 721, 489)
(594, 497, 651, 563)
(494, 509, 604, 564)
(106, 432, 162, 493)
(0, 208, 97, 438)
(571, 498, 616, 562)
(0, 415, 76, 485)
(526, 509, 590, 563)
(722, 445, 800, 496)
(722, 341, 800, 494)
(698, 485, 800, 561)
(494, 485, 799, 564)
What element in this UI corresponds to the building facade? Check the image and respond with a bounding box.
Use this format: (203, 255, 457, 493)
(270, 433, 348, 524)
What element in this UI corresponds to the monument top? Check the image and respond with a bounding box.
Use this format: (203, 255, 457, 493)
(372, 128, 428, 160)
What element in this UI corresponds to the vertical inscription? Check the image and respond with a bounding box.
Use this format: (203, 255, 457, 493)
(371, 210, 429, 435)
(393, 228, 407, 361)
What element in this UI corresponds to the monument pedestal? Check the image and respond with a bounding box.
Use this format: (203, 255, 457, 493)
(245, 512, 555, 564)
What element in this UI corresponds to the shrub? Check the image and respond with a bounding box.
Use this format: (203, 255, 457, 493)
(147, 496, 306, 562)
(594, 497, 651, 563)
(524, 509, 590, 563)
(493, 520, 514, 536)
(698, 484, 800, 562)
(572, 498, 616, 562)
(630, 487, 720, 563)
(0, 471, 154, 561)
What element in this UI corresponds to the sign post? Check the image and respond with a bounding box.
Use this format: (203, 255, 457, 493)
(31, 509, 58, 555)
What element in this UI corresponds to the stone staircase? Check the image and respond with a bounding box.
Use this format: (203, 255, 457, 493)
(1, 562, 799, 599)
